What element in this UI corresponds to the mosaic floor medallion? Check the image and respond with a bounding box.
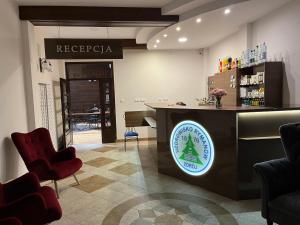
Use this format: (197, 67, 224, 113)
(102, 193, 239, 225)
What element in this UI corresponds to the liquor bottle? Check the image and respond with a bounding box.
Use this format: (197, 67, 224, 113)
(255, 45, 259, 64)
(261, 42, 267, 62)
(246, 49, 251, 67)
(251, 50, 255, 65)
(232, 59, 236, 69)
(219, 59, 222, 73)
(228, 57, 232, 70)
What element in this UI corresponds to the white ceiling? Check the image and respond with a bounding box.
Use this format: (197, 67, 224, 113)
(163, 0, 228, 15)
(29, 0, 291, 50)
(17, 0, 173, 7)
(148, 0, 291, 50)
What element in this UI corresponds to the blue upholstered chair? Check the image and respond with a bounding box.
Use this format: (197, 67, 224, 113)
(124, 128, 139, 151)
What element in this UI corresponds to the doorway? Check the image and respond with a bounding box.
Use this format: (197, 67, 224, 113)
(65, 62, 117, 144)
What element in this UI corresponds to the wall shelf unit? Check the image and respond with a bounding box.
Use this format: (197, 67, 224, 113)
(208, 62, 283, 107)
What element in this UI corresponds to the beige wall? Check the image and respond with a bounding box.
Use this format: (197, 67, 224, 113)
(60, 49, 205, 140)
(0, 0, 28, 182)
(251, 0, 300, 105)
(114, 50, 205, 139)
(206, 25, 250, 76)
(23, 23, 64, 148)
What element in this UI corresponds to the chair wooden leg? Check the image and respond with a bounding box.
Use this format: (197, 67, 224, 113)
(54, 180, 59, 199)
(73, 174, 80, 185)
(137, 136, 139, 150)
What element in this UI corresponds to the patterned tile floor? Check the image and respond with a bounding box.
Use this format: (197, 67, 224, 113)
(47, 140, 274, 225)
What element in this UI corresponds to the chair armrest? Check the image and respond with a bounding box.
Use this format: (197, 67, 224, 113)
(254, 158, 300, 218)
(52, 147, 76, 162)
(0, 193, 47, 221)
(3, 173, 40, 202)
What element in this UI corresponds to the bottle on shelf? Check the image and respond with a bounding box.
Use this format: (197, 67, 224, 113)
(228, 57, 232, 70)
(261, 42, 267, 63)
(255, 45, 260, 64)
(219, 59, 222, 73)
(246, 49, 251, 67)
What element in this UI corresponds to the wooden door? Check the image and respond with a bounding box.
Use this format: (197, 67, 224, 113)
(60, 78, 73, 148)
(65, 62, 117, 143)
(53, 81, 64, 149)
(100, 78, 116, 143)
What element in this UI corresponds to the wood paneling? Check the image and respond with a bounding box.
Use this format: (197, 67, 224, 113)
(208, 69, 239, 106)
(66, 62, 113, 80)
(156, 109, 239, 200)
(19, 6, 179, 27)
(125, 111, 156, 127)
(69, 80, 100, 113)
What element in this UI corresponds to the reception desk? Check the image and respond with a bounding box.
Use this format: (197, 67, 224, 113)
(146, 103, 300, 200)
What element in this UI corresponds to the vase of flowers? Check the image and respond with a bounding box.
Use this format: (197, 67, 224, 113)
(210, 88, 228, 109)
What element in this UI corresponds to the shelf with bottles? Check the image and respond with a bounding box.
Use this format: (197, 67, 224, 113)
(218, 57, 239, 73)
(240, 87, 265, 99)
(239, 42, 267, 69)
(240, 72, 265, 86)
(241, 98, 265, 107)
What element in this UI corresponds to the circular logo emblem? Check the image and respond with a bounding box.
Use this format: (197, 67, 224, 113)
(170, 120, 215, 176)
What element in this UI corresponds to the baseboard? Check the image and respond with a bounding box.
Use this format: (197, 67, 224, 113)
(116, 137, 157, 142)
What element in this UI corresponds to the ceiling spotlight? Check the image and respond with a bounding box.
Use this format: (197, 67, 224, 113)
(224, 8, 231, 15)
(176, 26, 181, 31)
(163, 34, 168, 38)
(154, 44, 158, 48)
(178, 37, 188, 43)
(156, 39, 160, 43)
(196, 18, 202, 23)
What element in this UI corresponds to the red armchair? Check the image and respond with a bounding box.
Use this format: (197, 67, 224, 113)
(0, 218, 22, 225)
(0, 173, 62, 225)
(11, 128, 83, 198)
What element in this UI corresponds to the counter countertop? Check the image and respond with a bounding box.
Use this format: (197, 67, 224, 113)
(145, 102, 300, 112)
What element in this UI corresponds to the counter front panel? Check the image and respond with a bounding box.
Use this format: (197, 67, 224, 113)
(149, 103, 300, 200)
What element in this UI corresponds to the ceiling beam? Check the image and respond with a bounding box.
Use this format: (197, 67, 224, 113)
(19, 6, 179, 27)
(120, 39, 147, 49)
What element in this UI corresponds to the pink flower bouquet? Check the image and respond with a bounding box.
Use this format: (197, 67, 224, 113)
(210, 88, 228, 98)
(210, 88, 227, 108)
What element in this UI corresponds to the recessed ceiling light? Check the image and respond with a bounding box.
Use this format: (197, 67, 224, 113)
(176, 26, 181, 31)
(156, 39, 160, 43)
(163, 34, 168, 38)
(224, 8, 231, 15)
(178, 37, 188, 43)
(196, 18, 202, 23)
(154, 44, 158, 48)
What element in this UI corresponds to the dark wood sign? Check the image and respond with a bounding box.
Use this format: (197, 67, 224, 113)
(44, 38, 123, 59)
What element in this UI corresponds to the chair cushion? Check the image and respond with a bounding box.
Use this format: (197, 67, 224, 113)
(125, 131, 138, 137)
(269, 191, 300, 224)
(51, 158, 83, 179)
(39, 186, 62, 221)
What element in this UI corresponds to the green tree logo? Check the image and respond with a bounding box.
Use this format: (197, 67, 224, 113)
(179, 134, 203, 165)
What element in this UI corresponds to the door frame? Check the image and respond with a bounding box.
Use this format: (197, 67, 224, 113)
(65, 61, 117, 143)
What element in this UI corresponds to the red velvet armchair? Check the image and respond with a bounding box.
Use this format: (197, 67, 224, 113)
(11, 128, 83, 198)
(0, 218, 22, 225)
(0, 173, 62, 225)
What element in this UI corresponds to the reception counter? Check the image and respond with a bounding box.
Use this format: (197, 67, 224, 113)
(146, 103, 300, 200)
